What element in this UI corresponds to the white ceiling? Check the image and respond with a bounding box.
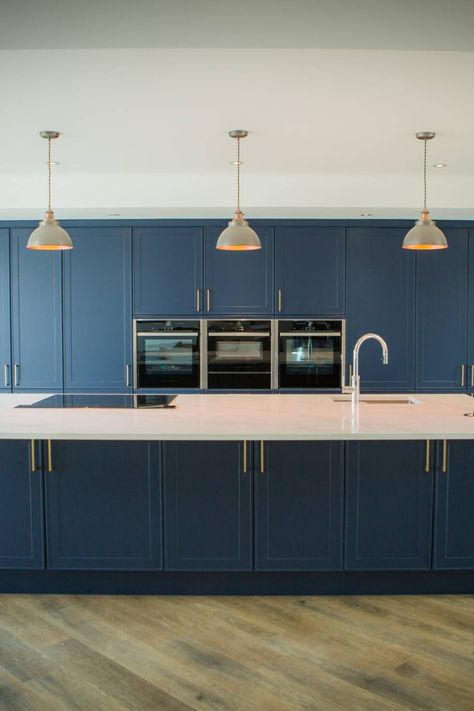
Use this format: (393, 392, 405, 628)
(1, 1, 474, 219)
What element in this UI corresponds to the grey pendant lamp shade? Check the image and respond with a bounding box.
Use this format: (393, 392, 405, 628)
(402, 132, 447, 250)
(216, 130, 261, 251)
(27, 131, 73, 251)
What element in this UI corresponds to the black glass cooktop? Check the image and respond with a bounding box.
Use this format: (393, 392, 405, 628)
(17, 394, 177, 409)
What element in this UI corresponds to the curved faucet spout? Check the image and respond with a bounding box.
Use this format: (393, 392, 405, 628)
(350, 333, 389, 406)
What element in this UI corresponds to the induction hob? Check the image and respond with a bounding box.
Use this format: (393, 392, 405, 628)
(16, 394, 177, 409)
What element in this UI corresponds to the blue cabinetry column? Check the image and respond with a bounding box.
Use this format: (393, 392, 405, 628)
(434, 440, 474, 569)
(345, 441, 433, 570)
(204, 226, 274, 315)
(11, 230, 63, 390)
(416, 229, 469, 391)
(346, 228, 416, 391)
(254, 441, 344, 570)
(0, 230, 11, 391)
(466, 230, 474, 391)
(0, 440, 44, 569)
(45, 440, 162, 570)
(133, 227, 203, 316)
(275, 227, 345, 316)
(63, 228, 132, 391)
(163, 441, 252, 570)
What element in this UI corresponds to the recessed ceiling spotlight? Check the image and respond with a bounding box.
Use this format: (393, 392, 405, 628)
(433, 163, 447, 168)
(360, 212, 372, 217)
(230, 160, 243, 166)
(109, 213, 120, 216)
(46, 161, 59, 166)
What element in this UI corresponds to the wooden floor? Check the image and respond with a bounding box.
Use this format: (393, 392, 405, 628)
(0, 595, 473, 710)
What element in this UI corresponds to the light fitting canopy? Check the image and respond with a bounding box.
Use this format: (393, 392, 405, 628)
(27, 131, 73, 251)
(402, 132, 447, 251)
(216, 130, 261, 251)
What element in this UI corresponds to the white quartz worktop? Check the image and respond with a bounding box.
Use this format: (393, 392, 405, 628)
(1, 392, 474, 440)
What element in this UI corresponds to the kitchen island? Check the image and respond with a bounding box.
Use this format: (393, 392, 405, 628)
(1, 392, 474, 595)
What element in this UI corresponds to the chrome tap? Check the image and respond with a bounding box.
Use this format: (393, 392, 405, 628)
(345, 333, 389, 406)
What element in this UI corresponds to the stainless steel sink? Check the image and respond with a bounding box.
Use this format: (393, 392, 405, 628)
(332, 395, 420, 405)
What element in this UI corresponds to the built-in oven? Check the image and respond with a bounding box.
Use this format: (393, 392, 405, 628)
(205, 320, 274, 390)
(277, 320, 345, 389)
(134, 320, 201, 390)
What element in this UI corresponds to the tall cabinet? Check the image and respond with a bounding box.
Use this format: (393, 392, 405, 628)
(0, 230, 11, 390)
(346, 228, 416, 391)
(10, 229, 63, 390)
(63, 227, 132, 391)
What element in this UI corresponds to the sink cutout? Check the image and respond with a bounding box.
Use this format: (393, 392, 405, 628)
(332, 396, 420, 405)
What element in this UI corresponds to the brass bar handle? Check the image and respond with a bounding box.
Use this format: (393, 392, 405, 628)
(348, 364, 352, 383)
(3, 363, 8, 387)
(460, 364, 465, 388)
(260, 440, 265, 474)
(471, 364, 474, 388)
(277, 289, 283, 312)
(442, 440, 448, 474)
(424, 439, 430, 473)
(47, 440, 53, 472)
(206, 288, 211, 312)
(196, 288, 201, 312)
(125, 364, 131, 388)
(242, 440, 247, 473)
(13, 364, 19, 388)
(30, 440, 36, 473)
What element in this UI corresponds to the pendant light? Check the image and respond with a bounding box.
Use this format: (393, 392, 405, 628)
(402, 132, 447, 250)
(216, 130, 261, 251)
(27, 131, 73, 251)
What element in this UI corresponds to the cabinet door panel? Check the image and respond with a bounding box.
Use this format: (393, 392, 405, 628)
(204, 226, 274, 314)
(255, 441, 344, 570)
(163, 441, 252, 570)
(416, 229, 468, 390)
(11, 230, 63, 390)
(346, 228, 415, 391)
(275, 227, 345, 315)
(133, 227, 203, 315)
(0, 230, 11, 391)
(466, 230, 474, 391)
(46, 441, 162, 570)
(345, 441, 433, 570)
(63, 228, 132, 391)
(434, 441, 474, 569)
(0, 440, 44, 569)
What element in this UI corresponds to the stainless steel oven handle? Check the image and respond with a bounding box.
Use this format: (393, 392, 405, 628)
(279, 331, 342, 337)
(208, 332, 270, 338)
(136, 332, 199, 337)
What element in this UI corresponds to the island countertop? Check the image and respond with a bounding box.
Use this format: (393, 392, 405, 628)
(1, 392, 474, 440)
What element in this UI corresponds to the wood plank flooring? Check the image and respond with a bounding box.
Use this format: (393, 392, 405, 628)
(0, 595, 473, 710)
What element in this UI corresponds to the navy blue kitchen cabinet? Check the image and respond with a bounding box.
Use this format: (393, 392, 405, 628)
(434, 440, 474, 569)
(10, 230, 63, 390)
(63, 228, 132, 391)
(346, 228, 416, 391)
(254, 441, 344, 570)
(45, 440, 162, 570)
(345, 441, 433, 570)
(0, 230, 11, 391)
(133, 227, 203, 316)
(416, 229, 469, 391)
(163, 441, 252, 570)
(466, 230, 474, 391)
(204, 225, 274, 315)
(0, 440, 44, 569)
(274, 227, 345, 316)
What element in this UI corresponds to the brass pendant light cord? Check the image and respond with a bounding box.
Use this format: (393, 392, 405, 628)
(47, 137, 52, 214)
(236, 137, 241, 214)
(423, 137, 427, 211)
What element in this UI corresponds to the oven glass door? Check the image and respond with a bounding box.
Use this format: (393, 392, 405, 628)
(136, 333, 200, 389)
(279, 334, 341, 388)
(207, 335, 271, 389)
